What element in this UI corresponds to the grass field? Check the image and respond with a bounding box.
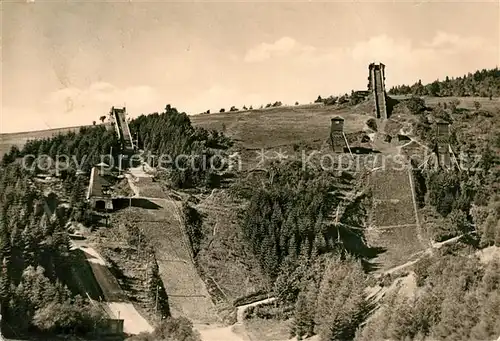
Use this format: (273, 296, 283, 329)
(190, 103, 371, 150)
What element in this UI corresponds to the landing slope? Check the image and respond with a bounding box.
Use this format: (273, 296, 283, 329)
(112, 177, 219, 324)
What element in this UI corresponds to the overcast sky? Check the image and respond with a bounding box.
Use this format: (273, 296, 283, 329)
(2, 0, 499, 133)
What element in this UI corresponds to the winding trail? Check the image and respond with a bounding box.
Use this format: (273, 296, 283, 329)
(195, 297, 277, 341)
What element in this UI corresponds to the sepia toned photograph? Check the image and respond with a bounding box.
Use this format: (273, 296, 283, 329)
(1, 1, 499, 340)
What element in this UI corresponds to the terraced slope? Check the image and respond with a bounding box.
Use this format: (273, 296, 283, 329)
(365, 158, 424, 271)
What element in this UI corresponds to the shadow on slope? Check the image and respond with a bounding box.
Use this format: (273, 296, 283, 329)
(112, 198, 162, 211)
(385, 96, 400, 119)
(67, 248, 105, 300)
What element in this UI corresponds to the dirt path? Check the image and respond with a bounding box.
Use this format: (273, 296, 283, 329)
(195, 324, 248, 341)
(194, 297, 277, 341)
(235, 298, 277, 324)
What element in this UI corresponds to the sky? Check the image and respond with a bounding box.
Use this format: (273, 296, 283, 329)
(1, 0, 499, 133)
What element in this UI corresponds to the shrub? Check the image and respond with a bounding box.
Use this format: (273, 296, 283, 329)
(324, 96, 338, 106)
(337, 95, 348, 104)
(366, 118, 377, 131)
(127, 316, 201, 341)
(405, 96, 426, 114)
(33, 300, 106, 335)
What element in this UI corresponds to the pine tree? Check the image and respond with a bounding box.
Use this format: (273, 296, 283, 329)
(315, 257, 367, 341)
(293, 281, 318, 339)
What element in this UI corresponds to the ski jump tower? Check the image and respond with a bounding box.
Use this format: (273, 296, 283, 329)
(368, 63, 388, 120)
(110, 106, 135, 152)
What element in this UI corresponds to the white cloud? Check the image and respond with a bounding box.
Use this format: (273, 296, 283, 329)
(350, 35, 415, 63)
(244, 32, 494, 89)
(244, 37, 314, 63)
(425, 31, 484, 50)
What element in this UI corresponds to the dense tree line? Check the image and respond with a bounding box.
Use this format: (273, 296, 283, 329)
(235, 161, 345, 278)
(129, 105, 232, 189)
(1, 125, 121, 173)
(0, 163, 105, 336)
(388, 67, 500, 97)
(232, 161, 376, 340)
(357, 253, 500, 341)
(2, 105, 233, 191)
(284, 255, 372, 341)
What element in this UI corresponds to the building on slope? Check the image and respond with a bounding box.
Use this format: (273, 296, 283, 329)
(86, 166, 114, 211)
(330, 116, 376, 156)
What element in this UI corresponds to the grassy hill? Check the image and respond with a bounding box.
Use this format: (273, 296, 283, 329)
(2, 96, 497, 159)
(190, 103, 369, 150)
